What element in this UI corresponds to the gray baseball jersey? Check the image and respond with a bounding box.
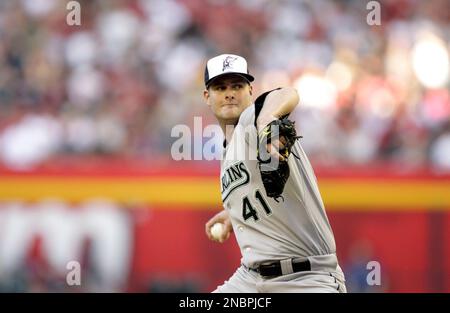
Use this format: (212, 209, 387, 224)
(217, 90, 346, 292)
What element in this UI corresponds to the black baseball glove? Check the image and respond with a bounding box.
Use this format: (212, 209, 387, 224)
(257, 117, 302, 202)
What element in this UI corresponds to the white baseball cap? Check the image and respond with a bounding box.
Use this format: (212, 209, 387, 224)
(204, 54, 255, 87)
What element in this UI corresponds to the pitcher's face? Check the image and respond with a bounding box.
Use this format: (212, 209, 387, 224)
(204, 74, 253, 125)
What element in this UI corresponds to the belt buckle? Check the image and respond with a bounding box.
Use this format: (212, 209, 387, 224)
(246, 264, 261, 274)
(258, 261, 281, 277)
(260, 260, 277, 267)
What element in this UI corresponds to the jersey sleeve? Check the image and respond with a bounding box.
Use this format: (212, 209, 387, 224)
(236, 88, 283, 147)
(253, 87, 282, 128)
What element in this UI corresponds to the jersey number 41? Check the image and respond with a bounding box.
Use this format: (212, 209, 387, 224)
(242, 190, 272, 222)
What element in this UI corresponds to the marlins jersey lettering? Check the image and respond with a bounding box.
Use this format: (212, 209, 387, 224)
(220, 91, 337, 269)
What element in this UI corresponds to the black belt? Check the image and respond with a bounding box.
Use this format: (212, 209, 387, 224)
(252, 259, 311, 277)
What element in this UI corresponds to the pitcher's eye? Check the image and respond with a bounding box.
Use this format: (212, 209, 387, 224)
(213, 85, 226, 91)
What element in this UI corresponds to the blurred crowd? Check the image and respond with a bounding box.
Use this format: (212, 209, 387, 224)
(0, 0, 449, 170)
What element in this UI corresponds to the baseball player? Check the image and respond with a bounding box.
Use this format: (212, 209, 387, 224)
(203, 54, 346, 293)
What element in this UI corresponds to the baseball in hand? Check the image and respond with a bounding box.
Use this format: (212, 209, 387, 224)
(211, 222, 224, 240)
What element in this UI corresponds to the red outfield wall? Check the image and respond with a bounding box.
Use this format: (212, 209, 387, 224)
(0, 158, 449, 292)
(128, 209, 450, 292)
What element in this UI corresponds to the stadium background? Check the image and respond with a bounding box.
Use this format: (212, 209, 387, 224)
(0, 0, 449, 292)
